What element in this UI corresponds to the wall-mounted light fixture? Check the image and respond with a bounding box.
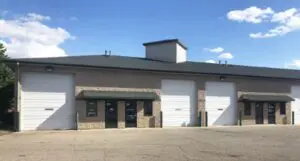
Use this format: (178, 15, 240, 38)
(45, 66, 54, 72)
(219, 76, 227, 81)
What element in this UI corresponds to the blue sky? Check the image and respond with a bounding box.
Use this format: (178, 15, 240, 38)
(1, 0, 300, 68)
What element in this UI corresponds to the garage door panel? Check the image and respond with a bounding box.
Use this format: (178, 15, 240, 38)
(22, 111, 74, 117)
(206, 97, 231, 102)
(22, 93, 67, 100)
(161, 80, 196, 127)
(21, 106, 70, 112)
(162, 95, 191, 99)
(21, 73, 75, 131)
(205, 82, 237, 126)
(163, 119, 191, 126)
(206, 100, 232, 106)
(161, 99, 191, 104)
(22, 102, 67, 108)
(163, 113, 192, 117)
(161, 105, 191, 110)
(292, 86, 300, 125)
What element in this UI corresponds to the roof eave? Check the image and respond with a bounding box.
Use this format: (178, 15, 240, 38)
(5, 59, 300, 80)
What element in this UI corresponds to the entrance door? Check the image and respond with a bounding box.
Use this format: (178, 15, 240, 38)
(105, 100, 118, 128)
(125, 101, 137, 128)
(268, 103, 276, 124)
(255, 103, 264, 124)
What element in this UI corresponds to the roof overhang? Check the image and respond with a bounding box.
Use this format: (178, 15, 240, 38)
(239, 94, 295, 102)
(4, 56, 300, 80)
(78, 90, 160, 100)
(143, 39, 188, 50)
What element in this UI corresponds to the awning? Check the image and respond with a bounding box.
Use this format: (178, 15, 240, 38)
(78, 90, 160, 100)
(239, 94, 295, 102)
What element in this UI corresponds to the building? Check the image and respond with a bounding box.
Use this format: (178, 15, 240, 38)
(4, 39, 300, 131)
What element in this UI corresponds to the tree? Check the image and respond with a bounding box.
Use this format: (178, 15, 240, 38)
(0, 43, 14, 88)
(0, 43, 15, 126)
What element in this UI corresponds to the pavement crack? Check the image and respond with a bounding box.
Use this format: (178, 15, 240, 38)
(178, 145, 191, 161)
(103, 148, 107, 161)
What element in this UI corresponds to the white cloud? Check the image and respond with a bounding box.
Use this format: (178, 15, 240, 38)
(69, 17, 78, 21)
(205, 47, 224, 53)
(251, 8, 300, 39)
(227, 6, 274, 24)
(271, 8, 297, 23)
(249, 25, 291, 38)
(205, 47, 234, 61)
(286, 60, 300, 68)
(228, 7, 300, 39)
(218, 52, 233, 59)
(0, 13, 74, 58)
(205, 60, 216, 63)
(20, 13, 51, 21)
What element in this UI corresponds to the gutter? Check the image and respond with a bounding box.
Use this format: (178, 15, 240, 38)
(15, 61, 20, 132)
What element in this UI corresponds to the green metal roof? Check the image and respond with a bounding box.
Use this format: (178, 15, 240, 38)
(4, 55, 300, 80)
(239, 94, 295, 102)
(79, 90, 159, 100)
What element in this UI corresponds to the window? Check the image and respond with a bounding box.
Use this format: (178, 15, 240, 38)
(280, 103, 286, 115)
(144, 101, 153, 116)
(244, 102, 251, 116)
(86, 100, 97, 117)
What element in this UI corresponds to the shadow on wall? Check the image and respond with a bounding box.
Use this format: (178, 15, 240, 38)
(181, 122, 190, 127)
(211, 104, 236, 125)
(36, 102, 75, 130)
(149, 116, 155, 128)
(283, 116, 287, 124)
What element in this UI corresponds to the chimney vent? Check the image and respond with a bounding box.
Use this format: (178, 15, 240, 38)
(143, 39, 187, 63)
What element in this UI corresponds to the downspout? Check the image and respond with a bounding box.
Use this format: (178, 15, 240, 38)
(15, 62, 20, 132)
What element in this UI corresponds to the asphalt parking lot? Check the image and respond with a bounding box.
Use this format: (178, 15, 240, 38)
(0, 126, 300, 161)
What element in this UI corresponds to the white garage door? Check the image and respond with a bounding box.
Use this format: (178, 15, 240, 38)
(21, 73, 75, 131)
(161, 80, 196, 127)
(205, 82, 237, 126)
(291, 86, 300, 125)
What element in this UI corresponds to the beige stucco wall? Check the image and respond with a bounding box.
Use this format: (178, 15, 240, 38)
(16, 64, 300, 130)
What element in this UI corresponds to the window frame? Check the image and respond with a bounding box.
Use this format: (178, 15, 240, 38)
(86, 100, 98, 117)
(143, 100, 153, 116)
(244, 102, 251, 116)
(280, 102, 286, 115)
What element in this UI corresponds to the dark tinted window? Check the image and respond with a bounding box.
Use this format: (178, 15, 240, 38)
(86, 100, 97, 117)
(144, 101, 153, 116)
(244, 102, 251, 116)
(280, 103, 286, 115)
